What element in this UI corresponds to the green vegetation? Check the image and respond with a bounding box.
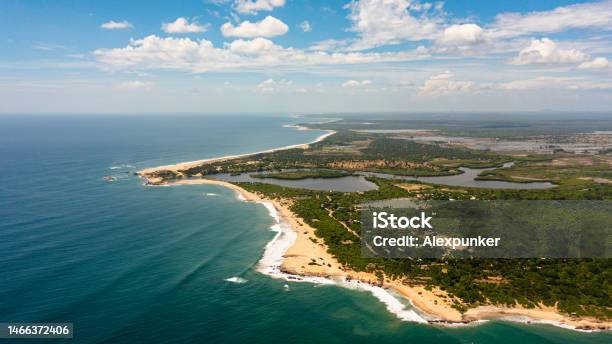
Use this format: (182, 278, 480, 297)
(250, 169, 351, 180)
(476, 157, 612, 187)
(363, 137, 505, 163)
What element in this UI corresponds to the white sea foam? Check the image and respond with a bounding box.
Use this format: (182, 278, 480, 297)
(225, 276, 248, 284)
(250, 200, 428, 324)
(367, 286, 428, 323)
(338, 279, 428, 323)
(110, 164, 135, 170)
(254, 201, 298, 278)
(500, 316, 596, 333)
(235, 192, 246, 201)
(203, 193, 218, 196)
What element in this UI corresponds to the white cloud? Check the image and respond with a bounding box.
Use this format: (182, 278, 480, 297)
(256, 78, 276, 93)
(119, 80, 151, 89)
(338, 1, 612, 56)
(489, 0, 612, 39)
(101, 20, 133, 30)
(342, 79, 372, 88)
(221, 16, 288, 38)
(234, 0, 285, 15)
(345, 0, 443, 50)
(437, 24, 484, 46)
(162, 17, 208, 33)
(496, 76, 612, 91)
(497, 77, 568, 90)
(419, 72, 473, 95)
(566, 80, 612, 90)
(93, 35, 430, 73)
(227, 37, 278, 54)
(300, 20, 312, 32)
(578, 57, 611, 71)
(256, 78, 292, 93)
(510, 38, 588, 65)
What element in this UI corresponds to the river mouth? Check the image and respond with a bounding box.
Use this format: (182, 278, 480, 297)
(205, 163, 555, 191)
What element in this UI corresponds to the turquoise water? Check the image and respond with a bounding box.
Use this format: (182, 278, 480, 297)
(0, 115, 609, 343)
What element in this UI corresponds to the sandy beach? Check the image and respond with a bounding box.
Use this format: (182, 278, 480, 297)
(138, 129, 335, 176)
(158, 177, 610, 331)
(167, 178, 463, 321)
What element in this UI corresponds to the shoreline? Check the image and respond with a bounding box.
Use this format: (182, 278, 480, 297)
(157, 178, 610, 332)
(138, 128, 335, 176)
(136, 125, 609, 332)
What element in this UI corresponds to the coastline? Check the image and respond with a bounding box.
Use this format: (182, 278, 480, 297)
(138, 128, 335, 176)
(137, 127, 610, 332)
(155, 178, 610, 332)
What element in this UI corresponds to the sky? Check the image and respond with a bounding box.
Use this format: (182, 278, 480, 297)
(0, 0, 611, 114)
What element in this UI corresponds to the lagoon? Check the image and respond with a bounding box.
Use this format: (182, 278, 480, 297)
(208, 162, 554, 192)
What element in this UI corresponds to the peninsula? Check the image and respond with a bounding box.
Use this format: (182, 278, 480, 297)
(138, 116, 612, 331)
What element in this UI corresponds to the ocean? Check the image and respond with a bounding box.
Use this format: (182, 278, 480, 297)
(0, 114, 609, 343)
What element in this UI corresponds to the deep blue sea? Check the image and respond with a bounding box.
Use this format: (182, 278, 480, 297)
(0, 114, 609, 343)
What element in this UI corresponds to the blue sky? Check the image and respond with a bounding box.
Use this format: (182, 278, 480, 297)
(1, 0, 611, 113)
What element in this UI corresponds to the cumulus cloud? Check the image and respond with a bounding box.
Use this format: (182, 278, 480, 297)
(162, 17, 208, 33)
(119, 80, 151, 89)
(497, 77, 565, 90)
(256, 78, 292, 93)
(437, 24, 485, 46)
(101, 20, 133, 30)
(300, 20, 312, 32)
(488, 0, 612, 39)
(93, 35, 430, 73)
(346, 0, 443, 50)
(234, 0, 285, 15)
(578, 57, 610, 71)
(221, 16, 288, 38)
(339, 0, 612, 56)
(226, 37, 278, 54)
(419, 72, 473, 95)
(342, 79, 372, 87)
(510, 38, 588, 65)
